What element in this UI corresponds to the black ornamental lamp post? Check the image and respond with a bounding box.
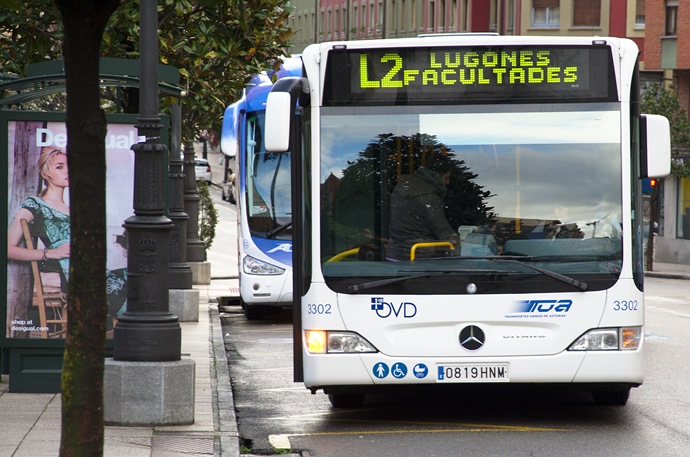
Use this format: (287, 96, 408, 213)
(112, 0, 181, 361)
(184, 142, 206, 263)
(168, 103, 193, 290)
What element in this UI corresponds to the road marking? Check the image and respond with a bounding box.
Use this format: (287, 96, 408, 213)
(269, 434, 292, 449)
(248, 367, 292, 373)
(261, 386, 307, 392)
(232, 327, 291, 333)
(647, 304, 690, 318)
(269, 423, 570, 447)
(645, 332, 671, 341)
(646, 296, 688, 304)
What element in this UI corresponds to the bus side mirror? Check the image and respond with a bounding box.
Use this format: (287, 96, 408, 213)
(641, 114, 671, 178)
(265, 92, 292, 152)
(220, 99, 244, 158)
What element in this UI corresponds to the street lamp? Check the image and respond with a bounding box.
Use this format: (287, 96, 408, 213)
(112, 0, 181, 361)
(105, 0, 194, 426)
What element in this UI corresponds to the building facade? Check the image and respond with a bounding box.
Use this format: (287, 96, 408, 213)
(289, 0, 647, 53)
(289, 0, 511, 53)
(287, 0, 690, 264)
(644, 0, 690, 263)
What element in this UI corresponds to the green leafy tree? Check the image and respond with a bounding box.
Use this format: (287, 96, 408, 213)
(102, 0, 293, 140)
(0, 0, 293, 141)
(0, 1, 292, 251)
(641, 84, 690, 178)
(197, 180, 218, 249)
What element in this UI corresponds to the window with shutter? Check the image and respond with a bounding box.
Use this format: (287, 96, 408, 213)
(572, 0, 600, 27)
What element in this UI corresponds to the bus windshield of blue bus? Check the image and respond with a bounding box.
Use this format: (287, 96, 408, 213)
(246, 112, 292, 238)
(323, 45, 617, 106)
(319, 103, 623, 294)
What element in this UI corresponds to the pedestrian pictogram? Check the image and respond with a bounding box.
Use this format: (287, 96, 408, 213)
(373, 362, 389, 378)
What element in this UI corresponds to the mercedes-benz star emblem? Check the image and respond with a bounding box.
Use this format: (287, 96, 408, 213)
(459, 325, 485, 351)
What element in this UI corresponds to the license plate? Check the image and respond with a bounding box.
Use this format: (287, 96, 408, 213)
(436, 363, 510, 382)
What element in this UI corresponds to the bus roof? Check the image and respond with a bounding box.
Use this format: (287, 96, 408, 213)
(221, 56, 303, 156)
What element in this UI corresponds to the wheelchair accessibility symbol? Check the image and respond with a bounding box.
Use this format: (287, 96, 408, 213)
(391, 362, 407, 379)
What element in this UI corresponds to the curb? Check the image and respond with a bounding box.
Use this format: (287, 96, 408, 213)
(645, 271, 690, 280)
(209, 302, 241, 456)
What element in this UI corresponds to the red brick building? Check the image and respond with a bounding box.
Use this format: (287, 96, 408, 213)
(644, 0, 690, 262)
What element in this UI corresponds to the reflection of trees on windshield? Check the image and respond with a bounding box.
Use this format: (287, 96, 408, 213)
(263, 150, 289, 222)
(247, 120, 292, 238)
(321, 132, 495, 257)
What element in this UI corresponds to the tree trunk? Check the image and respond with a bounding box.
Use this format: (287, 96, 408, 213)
(52, 1, 120, 455)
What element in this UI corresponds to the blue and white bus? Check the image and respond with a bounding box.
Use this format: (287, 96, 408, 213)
(220, 58, 302, 319)
(264, 35, 671, 407)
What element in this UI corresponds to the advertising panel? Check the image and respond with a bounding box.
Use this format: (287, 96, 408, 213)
(5, 118, 138, 339)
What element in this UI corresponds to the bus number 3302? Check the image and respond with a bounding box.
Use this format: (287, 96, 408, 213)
(307, 304, 332, 315)
(613, 300, 639, 311)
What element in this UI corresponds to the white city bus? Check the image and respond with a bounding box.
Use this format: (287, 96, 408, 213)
(264, 35, 671, 407)
(220, 58, 302, 319)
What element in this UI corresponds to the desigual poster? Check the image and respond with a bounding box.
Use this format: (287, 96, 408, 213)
(6, 120, 137, 339)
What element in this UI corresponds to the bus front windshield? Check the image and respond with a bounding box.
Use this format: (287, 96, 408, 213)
(246, 112, 292, 239)
(319, 103, 623, 294)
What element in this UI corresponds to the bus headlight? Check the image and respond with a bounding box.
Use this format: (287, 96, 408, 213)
(305, 330, 377, 354)
(568, 327, 642, 351)
(243, 255, 285, 275)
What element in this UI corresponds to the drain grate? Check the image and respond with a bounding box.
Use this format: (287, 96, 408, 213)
(151, 433, 215, 456)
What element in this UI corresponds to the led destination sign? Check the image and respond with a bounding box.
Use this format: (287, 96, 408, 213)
(359, 50, 577, 88)
(323, 45, 616, 105)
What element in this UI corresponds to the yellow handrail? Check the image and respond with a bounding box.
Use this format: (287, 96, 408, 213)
(410, 241, 454, 261)
(327, 247, 360, 262)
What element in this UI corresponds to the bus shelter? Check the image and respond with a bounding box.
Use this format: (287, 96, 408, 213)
(0, 58, 183, 392)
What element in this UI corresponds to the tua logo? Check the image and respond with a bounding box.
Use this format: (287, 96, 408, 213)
(371, 297, 417, 319)
(514, 299, 573, 313)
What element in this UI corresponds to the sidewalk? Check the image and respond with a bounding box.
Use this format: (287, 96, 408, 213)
(0, 148, 242, 457)
(0, 280, 241, 457)
(645, 261, 690, 280)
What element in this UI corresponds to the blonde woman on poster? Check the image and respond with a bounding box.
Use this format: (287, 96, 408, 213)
(7, 146, 71, 291)
(7, 146, 127, 337)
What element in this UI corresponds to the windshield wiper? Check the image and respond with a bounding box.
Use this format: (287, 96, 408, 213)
(488, 258, 588, 291)
(347, 269, 503, 293)
(348, 274, 432, 293)
(346, 256, 589, 293)
(512, 254, 621, 263)
(266, 221, 292, 239)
